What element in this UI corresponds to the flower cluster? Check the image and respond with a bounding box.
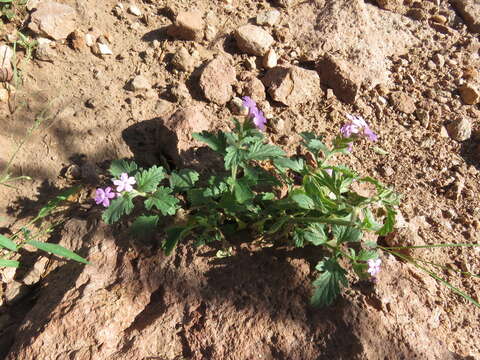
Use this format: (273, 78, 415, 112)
(367, 258, 381, 278)
(341, 114, 377, 150)
(242, 96, 267, 131)
(94, 172, 136, 207)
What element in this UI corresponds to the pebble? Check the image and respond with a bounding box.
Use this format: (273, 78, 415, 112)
(92, 43, 113, 56)
(458, 83, 479, 105)
(167, 10, 204, 41)
(199, 55, 236, 105)
(431, 14, 447, 24)
(229, 97, 249, 115)
(256, 9, 281, 26)
(28, 1, 77, 40)
(433, 53, 445, 67)
(128, 5, 141, 16)
(447, 118, 472, 141)
(263, 49, 278, 69)
(170, 82, 190, 104)
(172, 47, 196, 72)
(234, 24, 274, 56)
(35, 43, 56, 62)
(129, 75, 151, 91)
(245, 57, 257, 70)
(390, 91, 416, 114)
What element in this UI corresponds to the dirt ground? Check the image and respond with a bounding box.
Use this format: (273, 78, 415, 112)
(0, 0, 479, 359)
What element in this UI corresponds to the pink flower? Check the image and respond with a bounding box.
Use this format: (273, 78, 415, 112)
(341, 114, 378, 142)
(113, 172, 136, 192)
(242, 96, 267, 131)
(94, 187, 116, 207)
(367, 258, 381, 277)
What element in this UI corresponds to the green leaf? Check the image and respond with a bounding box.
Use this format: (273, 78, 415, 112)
(130, 215, 159, 239)
(164, 226, 194, 255)
(145, 187, 179, 216)
(102, 195, 134, 224)
(332, 224, 362, 244)
(0, 259, 19, 268)
(300, 132, 329, 156)
(246, 142, 285, 161)
(311, 259, 348, 307)
(192, 131, 227, 154)
(233, 178, 254, 204)
(224, 146, 242, 170)
(304, 223, 328, 246)
(378, 207, 396, 236)
(27, 240, 89, 264)
(293, 229, 306, 247)
(204, 176, 228, 197)
(361, 208, 382, 232)
(38, 186, 81, 218)
(274, 157, 305, 173)
(0, 234, 17, 251)
(261, 192, 275, 201)
(290, 190, 315, 210)
(108, 160, 138, 177)
(169, 169, 199, 192)
(135, 166, 166, 193)
(356, 250, 378, 262)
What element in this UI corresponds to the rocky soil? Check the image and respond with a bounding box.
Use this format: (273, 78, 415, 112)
(0, 0, 479, 359)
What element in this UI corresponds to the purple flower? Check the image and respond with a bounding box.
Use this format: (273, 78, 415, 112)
(94, 187, 116, 207)
(113, 172, 136, 192)
(367, 258, 381, 278)
(341, 114, 378, 142)
(242, 96, 267, 131)
(325, 168, 333, 176)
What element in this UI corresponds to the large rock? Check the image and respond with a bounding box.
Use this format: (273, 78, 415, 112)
(451, 0, 480, 33)
(167, 10, 204, 41)
(199, 55, 236, 105)
(234, 25, 274, 56)
(317, 55, 363, 104)
(262, 66, 320, 106)
(287, 0, 418, 89)
(28, 1, 76, 40)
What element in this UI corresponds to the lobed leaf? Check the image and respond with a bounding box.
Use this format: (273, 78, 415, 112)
(109, 159, 138, 177)
(130, 215, 159, 239)
(192, 131, 227, 154)
(169, 169, 200, 192)
(332, 224, 362, 244)
(102, 195, 134, 224)
(135, 166, 166, 193)
(145, 187, 179, 216)
(311, 259, 348, 307)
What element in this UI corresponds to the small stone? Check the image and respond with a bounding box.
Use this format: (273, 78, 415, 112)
(463, 66, 478, 80)
(171, 47, 196, 72)
(390, 92, 416, 114)
(326, 88, 335, 99)
(243, 76, 266, 101)
(234, 24, 274, 56)
(427, 60, 436, 70)
(433, 54, 445, 67)
(35, 43, 56, 62)
(2, 266, 16, 282)
(167, 10, 204, 41)
(262, 49, 277, 69)
(205, 25, 217, 41)
(415, 108, 430, 128)
(447, 118, 472, 141)
(245, 57, 257, 70)
(262, 65, 320, 106)
(70, 30, 86, 51)
(85, 98, 96, 109)
(23, 257, 49, 286)
(155, 99, 173, 116)
(317, 55, 363, 104)
(170, 82, 190, 104)
(129, 75, 151, 91)
(0, 88, 9, 102)
(28, 1, 76, 40)
(128, 5, 142, 16)
(92, 43, 113, 56)
(459, 83, 480, 105)
(85, 33, 95, 47)
(431, 14, 447, 24)
(256, 9, 281, 26)
(440, 126, 449, 138)
(65, 164, 81, 179)
(199, 55, 236, 105)
(380, 165, 394, 177)
(5, 281, 30, 305)
(229, 97, 249, 115)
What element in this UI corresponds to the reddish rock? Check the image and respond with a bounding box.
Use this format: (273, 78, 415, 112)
(390, 92, 416, 114)
(242, 76, 266, 102)
(167, 10, 204, 41)
(451, 0, 480, 33)
(234, 24, 274, 56)
(199, 55, 236, 105)
(262, 66, 320, 106)
(28, 1, 76, 40)
(459, 83, 480, 105)
(317, 55, 363, 104)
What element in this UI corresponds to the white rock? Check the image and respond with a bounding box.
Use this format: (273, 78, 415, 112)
(0, 89, 9, 102)
(256, 9, 281, 26)
(263, 49, 277, 69)
(234, 24, 274, 56)
(229, 97, 249, 115)
(85, 33, 95, 47)
(0, 45, 13, 68)
(128, 5, 142, 16)
(130, 75, 151, 91)
(98, 43, 113, 55)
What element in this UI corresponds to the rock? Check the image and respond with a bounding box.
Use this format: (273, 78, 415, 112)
(431, 14, 447, 24)
(205, 25, 217, 41)
(256, 9, 281, 26)
(0, 88, 9, 102)
(35, 43, 56, 62)
(0, 45, 13, 70)
(170, 82, 190, 104)
(262, 65, 320, 106)
(85, 33, 95, 47)
(26, 0, 40, 11)
(158, 106, 211, 165)
(263, 49, 277, 69)
(171, 47, 196, 72)
(199, 55, 236, 105)
(374, 0, 406, 14)
(234, 25, 274, 56)
(70, 30, 87, 52)
(128, 5, 142, 16)
(271, 0, 291, 7)
(23, 257, 49, 286)
(317, 55, 363, 104)
(384, 216, 427, 256)
(447, 118, 472, 141)
(128, 75, 151, 91)
(450, 0, 480, 33)
(167, 10, 204, 41)
(92, 43, 113, 56)
(390, 92, 416, 114)
(28, 1, 76, 40)
(243, 76, 266, 101)
(4, 281, 30, 305)
(229, 97, 249, 115)
(433, 54, 445, 67)
(459, 83, 480, 105)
